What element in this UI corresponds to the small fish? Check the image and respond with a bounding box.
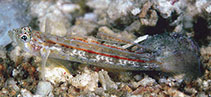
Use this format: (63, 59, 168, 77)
(8, 27, 202, 80)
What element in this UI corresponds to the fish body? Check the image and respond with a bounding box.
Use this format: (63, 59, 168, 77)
(8, 27, 202, 79)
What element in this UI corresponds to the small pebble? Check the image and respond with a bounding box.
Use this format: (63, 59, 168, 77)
(6, 78, 20, 92)
(134, 75, 142, 81)
(131, 76, 156, 88)
(35, 81, 53, 97)
(98, 70, 118, 90)
(131, 8, 141, 16)
(44, 66, 72, 84)
(20, 89, 33, 97)
(205, 5, 211, 13)
(70, 68, 99, 91)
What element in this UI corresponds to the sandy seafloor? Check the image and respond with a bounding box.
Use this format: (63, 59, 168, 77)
(0, 0, 210, 97)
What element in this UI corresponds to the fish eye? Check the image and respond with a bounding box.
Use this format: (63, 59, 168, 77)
(20, 34, 28, 42)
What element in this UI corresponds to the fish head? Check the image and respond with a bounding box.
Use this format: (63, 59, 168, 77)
(9, 26, 32, 46)
(8, 26, 38, 54)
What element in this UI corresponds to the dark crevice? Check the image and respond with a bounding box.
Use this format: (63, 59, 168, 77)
(143, 11, 177, 35)
(193, 17, 210, 46)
